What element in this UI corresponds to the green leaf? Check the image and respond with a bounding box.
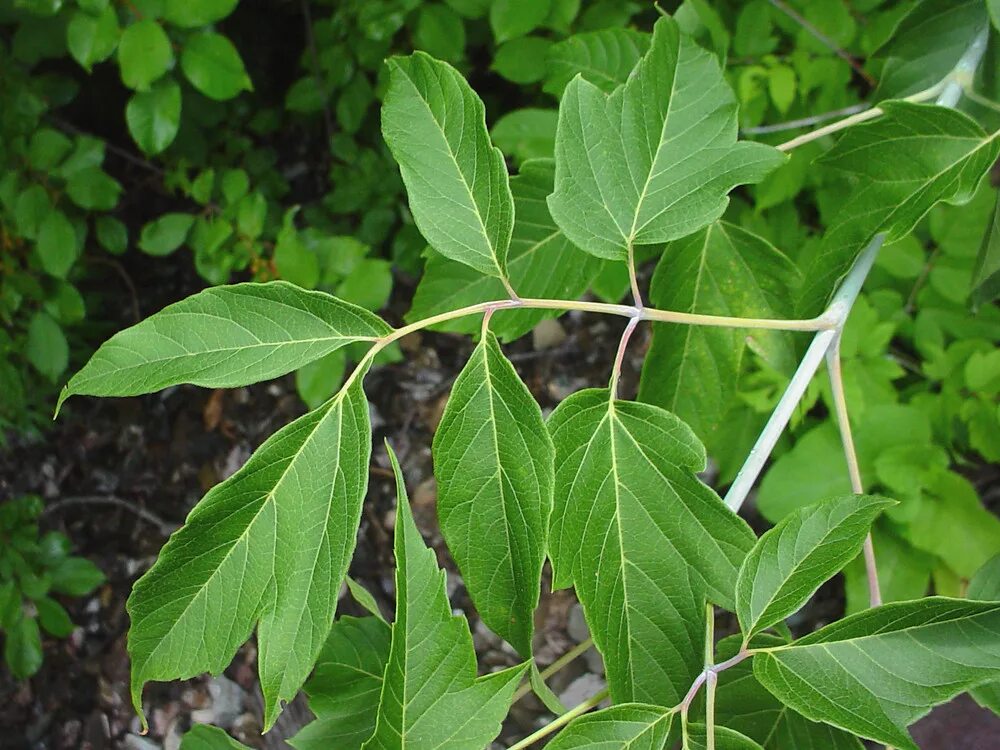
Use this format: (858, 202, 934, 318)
(36, 596, 74, 637)
(181, 32, 253, 100)
(336, 259, 392, 312)
(295, 350, 347, 410)
(179, 725, 251, 750)
(36, 209, 78, 278)
(27, 312, 68, 382)
(163, 0, 239, 28)
(968, 555, 1000, 715)
(414, 3, 465, 63)
(292, 616, 391, 750)
(543, 27, 650, 97)
(50, 556, 105, 596)
(491, 108, 558, 165)
(754, 598, 1000, 749)
(138, 212, 194, 256)
(548, 17, 784, 262)
(638, 222, 798, 441)
(842, 523, 932, 615)
(345, 577, 386, 623)
(433, 331, 553, 656)
(65, 166, 121, 210)
(382, 52, 514, 278)
(547, 705, 674, 748)
(736, 495, 895, 638)
(361, 446, 527, 749)
(972, 191, 1000, 308)
(118, 19, 173, 91)
(687, 724, 764, 750)
(59, 282, 390, 407)
(800, 103, 1000, 313)
(95, 215, 128, 254)
(28, 128, 72, 171)
(126, 77, 181, 154)
(127, 374, 373, 730)
(493, 36, 551, 84)
(5, 613, 43, 679)
(407, 159, 600, 343)
(15, 184, 52, 240)
(67, 6, 119, 71)
(490, 0, 551, 43)
(547, 389, 755, 705)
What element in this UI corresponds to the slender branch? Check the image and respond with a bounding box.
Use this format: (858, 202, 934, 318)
(741, 103, 871, 136)
(507, 688, 610, 750)
(609, 316, 641, 398)
(766, 0, 876, 86)
(511, 638, 595, 704)
(963, 86, 1000, 113)
(627, 242, 643, 308)
(705, 670, 718, 750)
(43, 495, 174, 536)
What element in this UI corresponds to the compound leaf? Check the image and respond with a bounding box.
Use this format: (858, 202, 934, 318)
(292, 616, 391, 750)
(548, 17, 784, 262)
(548, 389, 755, 706)
(127, 375, 373, 730)
(407, 159, 600, 342)
(547, 705, 674, 749)
(799, 102, 1000, 313)
(362, 446, 527, 749)
(736, 495, 895, 639)
(382, 52, 514, 278)
(638, 222, 798, 441)
(59, 282, 390, 409)
(433, 331, 553, 656)
(754, 598, 1000, 749)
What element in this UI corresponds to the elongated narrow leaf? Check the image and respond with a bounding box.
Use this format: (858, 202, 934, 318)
(59, 281, 389, 409)
(382, 52, 514, 278)
(638, 222, 798, 441)
(548, 16, 784, 262)
(547, 705, 674, 749)
(543, 27, 651, 97)
(362, 446, 527, 749)
(736, 495, 895, 638)
(408, 159, 601, 342)
(291, 616, 391, 750)
(433, 331, 552, 656)
(686, 724, 764, 750)
(754, 598, 1000, 749)
(548, 389, 755, 706)
(800, 102, 1000, 314)
(127, 374, 372, 729)
(969, 554, 1000, 715)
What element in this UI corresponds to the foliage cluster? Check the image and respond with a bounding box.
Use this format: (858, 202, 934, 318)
(53, 2, 1000, 748)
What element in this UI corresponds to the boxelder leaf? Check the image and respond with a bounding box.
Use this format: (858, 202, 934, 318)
(382, 52, 514, 278)
(638, 222, 798, 441)
(546, 704, 674, 748)
(407, 159, 600, 342)
(686, 724, 764, 750)
(968, 554, 1000, 715)
(292, 615, 391, 750)
(548, 17, 784, 262)
(179, 725, 251, 750)
(362, 446, 528, 749)
(59, 282, 390, 409)
(753, 598, 1000, 749)
(433, 331, 553, 656)
(799, 102, 1000, 314)
(736, 494, 895, 638)
(543, 27, 651, 97)
(127, 373, 373, 730)
(547, 389, 755, 706)
(490, 0, 550, 43)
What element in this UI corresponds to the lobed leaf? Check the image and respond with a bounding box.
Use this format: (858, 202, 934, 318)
(548, 389, 755, 706)
(754, 598, 1000, 749)
(546, 705, 674, 749)
(58, 282, 389, 410)
(362, 446, 527, 749)
(736, 494, 895, 638)
(127, 374, 373, 729)
(433, 331, 553, 656)
(382, 52, 514, 278)
(548, 17, 784, 262)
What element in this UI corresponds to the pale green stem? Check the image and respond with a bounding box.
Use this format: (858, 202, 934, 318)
(511, 638, 595, 704)
(705, 670, 718, 750)
(627, 242, 643, 308)
(507, 688, 610, 750)
(608, 316, 641, 398)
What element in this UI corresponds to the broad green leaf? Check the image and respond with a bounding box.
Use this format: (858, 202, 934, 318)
(181, 32, 253, 100)
(547, 705, 674, 748)
(799, 102, 1000, 314)
(686, 724, 764, 750)
(295, 350, 347, 410)
(382, 52, 514, 278)
(36, 596, 74, 637)
(95, 215, 128, 254)
(65, 166, 121, 210)
(28, 128, 72, 171)
(493, 36, 551, 84)
(407, 159, 600, 342)
(163, 0, 239, 28)
(638, 222, 798, 441)
(433, 331, 553, 656)
(362, 446, 527, 749)
(67, 6, 119, 70)
(874, 0, 988, 100)
(754, 598, 1000, 749)
(59, 282, 390, 408)
(674, 0, 730, 60)
(543, 27, 650, 97)
(36, 209, 77, 278)
(127, 374, 373, 729)
(548, 389, 755, 705)
(138, 212, 194, 256)
(27, 312, 68, 382)
(118, 19, 173, 91)
(179, 725, 251, 750)
(292, 616, 391, 750)
(972, 191, 1000, 308)
(490, 108, 558, 165)
(414, 3, 465, 63)
(736, 495, 895, 638)
(50, 555, 105, 595)
(490, 0, 550, 43)
(969, 555, 1000, 714)
(548, 17, 784, 262)
(126, 77, 181, 155)
(5, 614, 43, 679)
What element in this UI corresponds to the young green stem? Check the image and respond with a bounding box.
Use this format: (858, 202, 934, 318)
(507, 688, 610, 750)
(705, 670, 718, 750)
(609, 316, 641, 398)
(511, 638, 595, 704)
(627, 242, 643, 308)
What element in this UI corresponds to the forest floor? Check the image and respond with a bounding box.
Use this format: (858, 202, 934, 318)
(0, 260, 997, 749)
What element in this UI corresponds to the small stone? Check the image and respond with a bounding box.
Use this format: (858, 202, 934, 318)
(558, 673, 607, 709)
(190, 675, 244, 728)
(123, 734, 160, 750)
(532, 318, 567, 350)
(567, 603, 590, 643)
